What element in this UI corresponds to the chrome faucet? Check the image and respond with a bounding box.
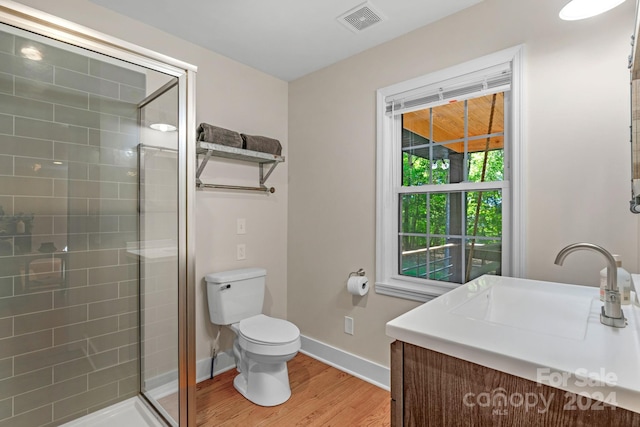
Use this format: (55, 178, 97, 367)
(554, 242, 626, 328)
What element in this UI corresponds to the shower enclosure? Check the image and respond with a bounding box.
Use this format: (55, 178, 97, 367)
(0, 2, 196, 426)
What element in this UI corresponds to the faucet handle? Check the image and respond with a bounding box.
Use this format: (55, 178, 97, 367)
(601, 291, 627, 328)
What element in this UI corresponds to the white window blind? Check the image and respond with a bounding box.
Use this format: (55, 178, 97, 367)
(385, 62, 512, 115)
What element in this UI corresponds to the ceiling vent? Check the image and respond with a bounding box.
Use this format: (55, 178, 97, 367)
(338, 2, 385, 33)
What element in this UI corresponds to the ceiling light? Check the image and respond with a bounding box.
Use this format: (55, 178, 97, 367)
(559, 0, 627, 20)
(150, 123, 177, 132)
(20, 46, 42, 61)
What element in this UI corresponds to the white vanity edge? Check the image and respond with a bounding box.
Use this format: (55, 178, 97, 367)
(386, 275, 640, 414)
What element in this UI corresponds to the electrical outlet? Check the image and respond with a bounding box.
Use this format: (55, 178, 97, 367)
(344, 316, 354, 335)
(236, 243, 246, 260)
(237, 218, 246, 235)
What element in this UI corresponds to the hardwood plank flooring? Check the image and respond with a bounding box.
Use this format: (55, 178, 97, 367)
(159, 353, 390, 426)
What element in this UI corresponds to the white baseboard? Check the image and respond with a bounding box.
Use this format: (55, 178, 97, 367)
(300, 335, 390, 390)
(145, 351, 236, 400)
(196, 350, 236, 383)
(147, 336, 390, 398)
(196, 336, 391, 390)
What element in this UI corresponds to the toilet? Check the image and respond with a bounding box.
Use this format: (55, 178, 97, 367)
(205, 268, 300, 406)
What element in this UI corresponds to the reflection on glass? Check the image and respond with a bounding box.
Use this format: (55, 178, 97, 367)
(631, 74, 640, 211)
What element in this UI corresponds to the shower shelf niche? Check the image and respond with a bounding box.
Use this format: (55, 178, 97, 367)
(196, 141, 285, 193)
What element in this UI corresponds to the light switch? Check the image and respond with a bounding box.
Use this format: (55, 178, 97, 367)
(237, 218, 246, 235)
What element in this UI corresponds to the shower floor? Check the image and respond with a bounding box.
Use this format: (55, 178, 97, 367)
(61, 397, 165, 427)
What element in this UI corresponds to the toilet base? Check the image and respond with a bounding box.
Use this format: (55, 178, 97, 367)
(233, 359, 292, 406)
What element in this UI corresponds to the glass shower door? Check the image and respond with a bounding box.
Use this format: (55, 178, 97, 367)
(0, 18, 191, 426)
(137, 81, 181, 425)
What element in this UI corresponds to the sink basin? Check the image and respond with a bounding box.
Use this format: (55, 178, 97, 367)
(450, 282, 594, 340)
(386, 275, 640, 413)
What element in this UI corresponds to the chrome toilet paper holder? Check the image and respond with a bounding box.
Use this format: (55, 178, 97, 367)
(348, 268, 366, 278)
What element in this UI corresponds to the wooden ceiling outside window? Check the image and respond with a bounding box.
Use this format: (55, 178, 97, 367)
(403, 92, 504, 154)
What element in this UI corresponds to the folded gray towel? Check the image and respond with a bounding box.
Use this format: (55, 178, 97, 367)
(241, 134, 282, 156)
(197, 123, 243, 148)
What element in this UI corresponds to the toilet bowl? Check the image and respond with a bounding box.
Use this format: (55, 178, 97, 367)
(230, 314, 300, 406)
(205, 268, 301, 406)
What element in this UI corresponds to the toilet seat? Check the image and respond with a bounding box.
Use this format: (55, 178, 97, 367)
(239, 314, 300, 344)
(236, 314, 301, 356)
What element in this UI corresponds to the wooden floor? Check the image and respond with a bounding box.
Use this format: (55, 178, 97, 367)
(160, 353, 390, 426)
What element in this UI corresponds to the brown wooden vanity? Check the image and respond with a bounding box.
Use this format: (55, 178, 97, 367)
(390, 341, 640, 427)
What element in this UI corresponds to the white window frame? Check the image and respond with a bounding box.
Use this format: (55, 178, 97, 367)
(375, 46, 525, 302)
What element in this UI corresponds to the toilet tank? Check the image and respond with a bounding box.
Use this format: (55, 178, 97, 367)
(205, 268, 266, 325)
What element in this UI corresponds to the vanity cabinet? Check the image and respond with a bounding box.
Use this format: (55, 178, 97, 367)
(390, 341, 640, 427)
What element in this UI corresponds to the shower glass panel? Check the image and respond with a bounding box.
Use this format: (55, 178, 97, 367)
(0, 23, 179, 426)
(138, 82, 180, 424)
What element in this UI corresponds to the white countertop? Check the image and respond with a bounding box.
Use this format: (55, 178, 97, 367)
(386, 275, 640, 413)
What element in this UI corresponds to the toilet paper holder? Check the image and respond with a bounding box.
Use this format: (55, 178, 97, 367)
(348, 268, 366, 278)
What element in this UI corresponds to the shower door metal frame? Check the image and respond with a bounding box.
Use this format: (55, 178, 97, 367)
(0, 2, 198, 426)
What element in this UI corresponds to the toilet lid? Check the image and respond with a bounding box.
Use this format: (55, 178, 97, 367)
(239, 314, 300, 345)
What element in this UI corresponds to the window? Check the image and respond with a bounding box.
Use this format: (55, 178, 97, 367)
(375, 46, 524, 302)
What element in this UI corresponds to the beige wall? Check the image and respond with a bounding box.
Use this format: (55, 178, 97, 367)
(12, 0, 289, 363)
(288, 0, 638, 366)
(14, 0, 639, 373)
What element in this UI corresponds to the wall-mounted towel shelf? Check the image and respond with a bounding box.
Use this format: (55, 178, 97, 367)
(196, 141, 285, 193)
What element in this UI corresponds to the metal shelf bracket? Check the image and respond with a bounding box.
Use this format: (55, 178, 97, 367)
(196, 142, 284, 194)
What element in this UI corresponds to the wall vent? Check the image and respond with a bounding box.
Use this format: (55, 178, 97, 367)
(338, 2, 385, 33)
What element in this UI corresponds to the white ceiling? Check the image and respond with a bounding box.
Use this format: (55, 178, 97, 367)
(88, 0, 482, 81)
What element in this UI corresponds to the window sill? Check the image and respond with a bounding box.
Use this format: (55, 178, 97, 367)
(374, 276, 458, 302)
